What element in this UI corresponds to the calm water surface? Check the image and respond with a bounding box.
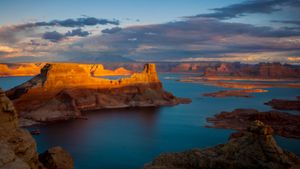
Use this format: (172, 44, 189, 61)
(0, 74, 299, 169)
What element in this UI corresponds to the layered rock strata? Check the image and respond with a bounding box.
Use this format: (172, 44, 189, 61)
(142, 121, 300, 169)
(6, 63, 191, 123)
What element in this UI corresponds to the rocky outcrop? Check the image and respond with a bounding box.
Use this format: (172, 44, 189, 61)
(265, 97, 300, 111)
(203, 89, 267, 98)
(0, 88, 74, 169)
(206, 109, 300, 138)
(39, 147, 73, 169)
(204, 62, 300, 79)
(142, 121, 300, 169)
(6, 63, 191, 124)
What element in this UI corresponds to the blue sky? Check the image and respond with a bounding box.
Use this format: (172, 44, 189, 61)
(0, 0, 242, 25)
(0, 0, 299, 63)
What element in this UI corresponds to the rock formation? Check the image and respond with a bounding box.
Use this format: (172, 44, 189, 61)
(265, 96, 300, 111)
(203, 62, 300, 79)
(0, 63, 45, 77)
(0, 88, 73, 169)
(206, 108, 300, 138)
(203, 89, 267, 98)
(6, 63, 191, 124)
(142, 121, 300, 169)
(0, 63, 132, 77)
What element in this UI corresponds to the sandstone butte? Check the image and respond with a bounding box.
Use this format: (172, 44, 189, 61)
(6, 63, 191, 124)
(142, 120, 300, 169)
(0, 88, 74, 169)
(0, 63, 132, 77)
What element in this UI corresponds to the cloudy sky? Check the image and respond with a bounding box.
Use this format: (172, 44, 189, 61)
(0, 0, 300, 63)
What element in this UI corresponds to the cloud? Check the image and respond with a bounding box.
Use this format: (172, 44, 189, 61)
(42, 28, 90, 42)
(0, 17, 119, 44)
(0, 45, 19, 53)
(190, 0, 300, 20)
(15, 17, 119, 29)
(42, 31, 65, 42)
(72, 17, 300, 63)
(66, 28, 90, 37)
(101, 27, 122, 34)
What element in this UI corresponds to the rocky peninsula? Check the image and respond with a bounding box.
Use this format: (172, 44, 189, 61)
(265, 96, 300, 111)
(0, 88, 73, 169)
(142, 121, 300, 169)
(6, 63, 191, 124)
(203, 89, 267, 98)
(206, 109, 300, 139)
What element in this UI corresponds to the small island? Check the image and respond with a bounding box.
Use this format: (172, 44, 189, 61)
(203, 88, 267, 98)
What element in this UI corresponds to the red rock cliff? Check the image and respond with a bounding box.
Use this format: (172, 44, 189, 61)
(6, 63, 190, 123)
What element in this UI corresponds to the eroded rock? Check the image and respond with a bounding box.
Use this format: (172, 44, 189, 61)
(6, 63, 191, 124)
(206, 108, 300, 138)
(0, 88, 74, 169)
(265, 97, 300, 111)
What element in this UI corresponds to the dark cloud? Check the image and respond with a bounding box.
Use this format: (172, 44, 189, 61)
(190, 0, 300, 20)
(66, 28, 90, 37)
(101, 27, 122, 34)
(74, 17, 300, 61)
(17, 17, 119, 30)
(0, 17, 119, 44)
(42, 31, 65, 42)
(42, 28, 90, 42)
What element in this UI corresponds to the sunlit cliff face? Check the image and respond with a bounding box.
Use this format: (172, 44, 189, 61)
(0, 63, 132, 77)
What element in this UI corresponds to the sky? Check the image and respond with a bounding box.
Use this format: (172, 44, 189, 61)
(0, 0, 300, 63)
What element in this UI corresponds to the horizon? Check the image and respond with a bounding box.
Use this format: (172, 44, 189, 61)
(0, 0, 300, 64)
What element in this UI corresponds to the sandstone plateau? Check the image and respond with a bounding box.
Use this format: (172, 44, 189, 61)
(0, 63, 132, 77)
(0, 88, 74, 169)
(142, 121, 300, 169)
(206, 109, 300, 139)
(265, 96, 300, 111)
(6, 63, 191, 124)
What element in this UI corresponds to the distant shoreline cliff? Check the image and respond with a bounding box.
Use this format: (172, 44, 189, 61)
(6, 63, 191, 125)
(1, 62, 300, 80)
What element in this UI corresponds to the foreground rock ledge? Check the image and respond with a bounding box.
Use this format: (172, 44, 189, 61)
(0, 88, 73, 169)
(207, 108, 300, 139)
(142, 121, 300, 169)
(6, 63, 191, 124)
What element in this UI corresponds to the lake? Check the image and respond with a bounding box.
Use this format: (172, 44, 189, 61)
(1, 74, 300, 169)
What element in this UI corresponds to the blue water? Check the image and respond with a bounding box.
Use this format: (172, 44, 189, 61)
(0, 74, 299, 169)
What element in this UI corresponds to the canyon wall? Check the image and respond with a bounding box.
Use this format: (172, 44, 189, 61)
(204, 62, 300, 79)
(0, 88, 73, 169)
(6, 63, 190, 124)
